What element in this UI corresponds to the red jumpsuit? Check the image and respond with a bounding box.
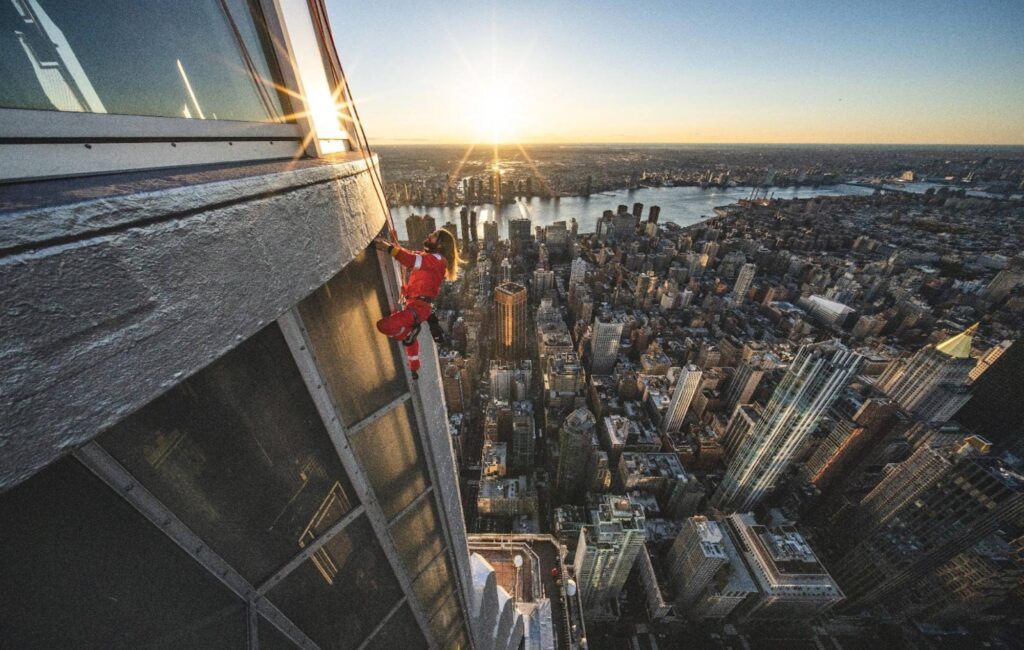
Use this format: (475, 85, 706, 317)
(376, 244, 447, 376)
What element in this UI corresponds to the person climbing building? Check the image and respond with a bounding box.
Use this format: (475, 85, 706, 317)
(373, 228, 461, 379)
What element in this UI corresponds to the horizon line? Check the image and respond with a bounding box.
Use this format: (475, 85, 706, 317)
(370, 140, 1024, 148)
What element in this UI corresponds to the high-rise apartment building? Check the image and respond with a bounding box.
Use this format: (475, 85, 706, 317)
(494, 282, 528, 362)
(0, 5, 479, 647)
(556, 408, 598, 499)
(510, 403, 536, 470)
(723, 514, 844, 620)
(590, 313, 625, 376)
(667, 516, 729, 607)
(723, 352, 773, 414)
(731, 263, 757, 304)
(713, 342, 861, 511)
(508, 217, 532, 255)
(879, 323, 977, 424)
(800, 397, 900, 489)
(907, 532, 1024, 624)
(829, 436, 1024, 613)
(406, 213, 434, 247)
(955, 335, 1024, 456)
(662, 364, 703, 433)
(721, 404, 762, 463)
(573, 495, 646, 613)
(489, 359, 532, 402)
(483, 220, 499, 247)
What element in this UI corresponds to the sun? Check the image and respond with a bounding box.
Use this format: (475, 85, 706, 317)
(468, 85, 522, 144)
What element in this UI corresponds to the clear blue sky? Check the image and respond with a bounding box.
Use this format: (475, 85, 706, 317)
(326, 0, 1024, 144)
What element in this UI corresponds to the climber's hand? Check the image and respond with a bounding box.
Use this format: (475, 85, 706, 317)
(371, 238, 391, 252)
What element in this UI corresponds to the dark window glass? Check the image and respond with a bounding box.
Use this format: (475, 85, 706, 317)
(412, 552, 456, 618)
(269, 516, 403, 650)
(100, 323, 358, 584)
(428, 591, 463, 647)
(451, 628, 471, 650)
(0, 0, 287, 121)
(259, 616, 300, 649)
(348, 402, 429, 519)
(298, 250, 408, 426)
(0, 458, 246, 649)
(390, 495, 444, 577)
(364, 605, 428, 650)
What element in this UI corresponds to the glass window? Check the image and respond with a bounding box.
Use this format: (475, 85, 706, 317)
(389, 495, 444, 578)
(259, 616, 300, 650)
(0, 0, 288, 122)
(269, 516, 404, 650)
(364, 605, 428, 650)
(412, 552, 456, 618)
(0, 458, 246, 649)
(100, 323, 359, 584)
(348, 402, 429, 519)
(428, 591, 464, 647)
(298, 250, 408, 426)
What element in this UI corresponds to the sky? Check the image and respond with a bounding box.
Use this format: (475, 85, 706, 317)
(326, 0, 1024, 145)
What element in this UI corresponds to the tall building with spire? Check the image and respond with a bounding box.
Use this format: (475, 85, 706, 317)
(0, 5, 484, 646)
(494, 282, 528, 362)
(879, 323, 978, 424)
(713, 342, 861, 511)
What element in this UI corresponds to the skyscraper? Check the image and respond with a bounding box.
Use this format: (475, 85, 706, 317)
(494, 282, 528, 362)
(484, 220, 499, 247)
(573, 494, 646, 612)
(713, 342, 861, 511)
(666, 516, 728, 608)
(723, 352, 772, 414)
(556, 407, 597, 498)
(829, 436, 1024, 613)
(590, 313, 625, 376)
(405, 212, 433, 247)
(662, 364, 703, 433)
(0, 3, 478, 646)
(880, 323, 977, 424)
(724, 514, 844, 621)
(731, 263, 756, 304)
(955, 335, 1024, 456)
(800, 397, 900, 489)
(508, 217, 532, 255)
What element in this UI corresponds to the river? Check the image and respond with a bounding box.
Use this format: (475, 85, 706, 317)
(390, 184, 880, 241)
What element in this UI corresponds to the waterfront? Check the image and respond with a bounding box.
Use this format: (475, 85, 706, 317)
(391, 184, 878, 240)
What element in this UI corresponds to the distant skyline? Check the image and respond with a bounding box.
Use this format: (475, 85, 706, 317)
(327, 0, 1024, 146)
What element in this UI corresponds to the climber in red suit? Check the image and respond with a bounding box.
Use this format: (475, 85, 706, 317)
(373, 228, 461, 378)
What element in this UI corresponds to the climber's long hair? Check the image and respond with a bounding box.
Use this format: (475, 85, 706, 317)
(432, 229, 462, 280)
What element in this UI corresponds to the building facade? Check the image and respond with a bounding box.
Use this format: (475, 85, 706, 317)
(495, 282, 528, 362)
(0, 3, 477, 647)
(713, 342, 861, 511)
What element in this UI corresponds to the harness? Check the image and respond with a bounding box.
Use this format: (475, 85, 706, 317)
(401, 296, 433, 347)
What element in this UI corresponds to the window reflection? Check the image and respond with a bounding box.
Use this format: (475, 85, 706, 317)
(364, 605, 428, 650)
(100, 323, 358, 584)
(0, 0, 288, 121)
(348, 402, 430, 519)
(0, 458, 247, 648)
(269, 516, 403, 650)
(299, 250, 408, 426)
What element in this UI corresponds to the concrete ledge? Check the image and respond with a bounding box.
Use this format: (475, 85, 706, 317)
(0, 155, 386, 489)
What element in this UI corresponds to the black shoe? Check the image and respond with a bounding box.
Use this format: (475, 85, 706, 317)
(411, 371, 419, 380)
